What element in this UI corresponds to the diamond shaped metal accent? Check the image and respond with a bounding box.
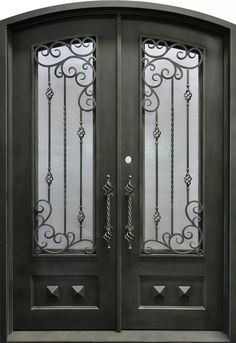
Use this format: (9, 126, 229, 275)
(178, 285, 191, 298)
(184, 170, 192, 189)
(154, 285, 166, 298)
(77, 209, 85, 225)
(45, 87, 54, 101)
(72, 285, 85, 298)
(46, 285, 60, 298)
(153, 123, 161, 142)
(153, 208, 161, 225)
(77, 126, 85, 139)
(184, 88, 192, 103)
(45, 170, 54, 186)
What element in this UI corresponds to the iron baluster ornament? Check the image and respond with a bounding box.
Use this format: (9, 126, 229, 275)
(34, 37, 96, 254)
(103, 175, 114, 249)
(142, 38, 203, 255)
(124, 175, 135, 250)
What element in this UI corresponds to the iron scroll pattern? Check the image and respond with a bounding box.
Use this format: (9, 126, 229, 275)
(34, 37, 96, 254)
(34, 199, 95, 254)
(142, 38, 203, 255)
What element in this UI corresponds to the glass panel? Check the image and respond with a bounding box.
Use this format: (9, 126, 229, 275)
(34, 37, 96, 254)
(142, 39, 203, 255)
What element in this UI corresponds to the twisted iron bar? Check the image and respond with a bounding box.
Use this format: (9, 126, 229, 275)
(184, 69, 193, 202)
(103, 175, 114, 249)
(124, 175, 135, 250)
(153, 110, 161, 240)
(45, 67, 54, 202)
(77, 108, 86, 240)
(170, 78, 174, 235)
(63, 76, 67, 235)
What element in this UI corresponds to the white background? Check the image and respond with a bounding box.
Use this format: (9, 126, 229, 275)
(0, 0, 236, 24)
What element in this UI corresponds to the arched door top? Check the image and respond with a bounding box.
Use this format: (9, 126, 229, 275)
(1, 1, 234, 30)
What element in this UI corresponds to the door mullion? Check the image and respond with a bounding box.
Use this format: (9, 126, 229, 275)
(116, 13, 122, 333)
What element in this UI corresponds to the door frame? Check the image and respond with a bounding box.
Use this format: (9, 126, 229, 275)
(0, 1, 235, 342)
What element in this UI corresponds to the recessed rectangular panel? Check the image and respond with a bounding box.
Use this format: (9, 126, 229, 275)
(142, 39, 203, 255)
(32, 276, 99, 308)
(140, 275, 205, 308)
(34, 37, 96, 254)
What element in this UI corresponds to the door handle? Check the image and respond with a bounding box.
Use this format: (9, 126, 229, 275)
(103, 175, 114, 249)
(124, 175, 135, 250)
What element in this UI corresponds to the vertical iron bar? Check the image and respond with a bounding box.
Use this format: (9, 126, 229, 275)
(79, 108, 83, 240)
(63, 76, 67, 235)
(46, 67, 53, 202)
(170, 78, 174, 235)
(77, 108, 85, 239)
(154, 109, 161, 240)
(155, 111, 158, 240)
(185, 69, 191, 203)
(186, 70, 190, 203)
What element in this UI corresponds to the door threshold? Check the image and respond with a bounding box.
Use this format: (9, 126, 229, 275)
(8, 330, 229, 343)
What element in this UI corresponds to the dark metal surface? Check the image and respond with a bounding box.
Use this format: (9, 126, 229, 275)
(0, 1, 233, 342)
(122, 17, 224, 330)
(0, 1, 235, 29)
(11, 17, 117, 331)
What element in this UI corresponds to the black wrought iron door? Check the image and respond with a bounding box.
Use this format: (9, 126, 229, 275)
(11, 14, 225, 332)
(121, 18, 224, 330)
(12, 17, 117, 330)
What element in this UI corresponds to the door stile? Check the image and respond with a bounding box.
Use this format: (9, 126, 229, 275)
(116, 13, 122, 333)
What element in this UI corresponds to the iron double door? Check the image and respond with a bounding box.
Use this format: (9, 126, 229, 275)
(12, 15, 224, 331)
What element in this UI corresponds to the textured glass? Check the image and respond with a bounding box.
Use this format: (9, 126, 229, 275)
(35, 38, 96, 254)
(142, 39, 203, 254)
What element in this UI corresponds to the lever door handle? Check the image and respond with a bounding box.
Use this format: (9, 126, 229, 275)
(124, 175, 135, 250)
(103, 175, 114, 249)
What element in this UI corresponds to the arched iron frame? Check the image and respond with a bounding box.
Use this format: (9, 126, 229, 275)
(0, 1, 235, 342)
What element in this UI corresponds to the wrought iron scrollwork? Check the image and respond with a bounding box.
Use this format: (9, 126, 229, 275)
(34, 199, 95, 254)
(142, 38, 203, 255)
(143, 200, 203, 254)
(124, 175, 135, 250)
(34, 36, 96, 254)
(34, 37, 96, 112)
(142, 38, 203, 113)
(103, 175, 114, 249)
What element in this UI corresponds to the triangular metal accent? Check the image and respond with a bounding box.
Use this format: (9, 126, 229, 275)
(154, 285, 166, 297)
(46, 285, 60, 298)
(178, 285, 191, 298)
(72, 285, 85, 298)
